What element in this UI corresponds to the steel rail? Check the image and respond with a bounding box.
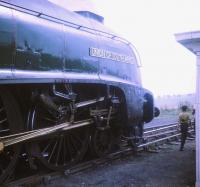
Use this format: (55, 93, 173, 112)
(144, 122, 193, 140)
(146, 127, 193, 139)
(145, 129, 178, 138)
(138, 129, 194, 148)
(144, 120, 195, 133)
(144, 123, 178, 134)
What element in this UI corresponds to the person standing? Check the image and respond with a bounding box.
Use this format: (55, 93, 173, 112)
(192, 108, 195, 131)
(178, 105, 191, 151)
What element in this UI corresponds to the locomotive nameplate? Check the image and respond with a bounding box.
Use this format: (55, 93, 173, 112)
(89, 47, 134, 64)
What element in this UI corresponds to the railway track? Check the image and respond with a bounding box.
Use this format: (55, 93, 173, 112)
(5, 122, 195, 187)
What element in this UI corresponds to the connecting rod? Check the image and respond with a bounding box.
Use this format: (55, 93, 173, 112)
(0, 119, 93, 152)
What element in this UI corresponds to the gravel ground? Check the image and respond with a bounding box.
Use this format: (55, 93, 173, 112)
(41, 140, 195, 187)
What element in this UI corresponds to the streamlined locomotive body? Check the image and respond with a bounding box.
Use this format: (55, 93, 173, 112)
(0, 0, 157, 183)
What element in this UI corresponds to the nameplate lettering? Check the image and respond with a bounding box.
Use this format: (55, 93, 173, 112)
(89, 47, 134, 64)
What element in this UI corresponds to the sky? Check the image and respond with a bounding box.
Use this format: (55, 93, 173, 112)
(50, 0, 200, 96)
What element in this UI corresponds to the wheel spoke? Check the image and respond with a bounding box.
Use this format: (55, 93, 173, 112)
(42, 139, 54, 155)
(71, 132, 83, 147)
(63, 136, 67, 164)
(69, 135, 80, 153)
(66, 135, 73, 161)
(55, 136, 63, 165)
(48, 139, 58, 162)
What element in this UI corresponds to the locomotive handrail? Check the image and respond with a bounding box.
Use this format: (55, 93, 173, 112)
(0, 0, 142, 67)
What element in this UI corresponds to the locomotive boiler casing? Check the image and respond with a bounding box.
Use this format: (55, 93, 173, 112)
(0, 0, 155, 126)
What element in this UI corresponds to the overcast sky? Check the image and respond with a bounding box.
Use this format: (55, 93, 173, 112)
(50, 0, 199, 96)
